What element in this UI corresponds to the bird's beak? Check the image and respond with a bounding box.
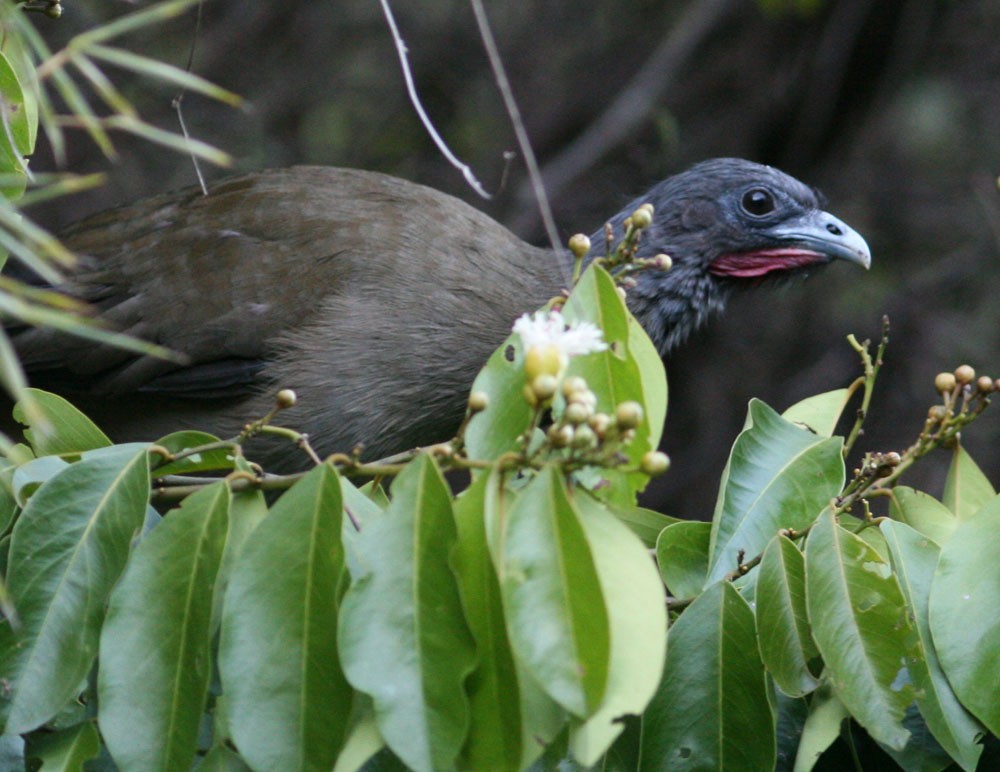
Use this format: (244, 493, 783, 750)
(767, 209, 872, 270)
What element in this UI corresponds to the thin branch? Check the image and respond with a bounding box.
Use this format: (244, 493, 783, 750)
(469, 0, 562, 259)
(173, 0, 208, 195)
(511, 0, 738, 231)
(379, 0, 491, 199)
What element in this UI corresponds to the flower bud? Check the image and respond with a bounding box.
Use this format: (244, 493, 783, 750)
(564, 401, 591, 426)
(531, 374, 559, 402)
(525, 343, 565, 380)
(468, 391, 490, 413)
(571, 424, 597, 449)
(568, 233, 591, 258)
(562, 375, 588, 399)
(547, 424, 573, 448)
(927, 405, 947, 422)
(276, 389, 297, 408)
(954, 365, 976, 385)
(588, 412, 611, 436)
(934, 372, 956, 394)
(615, 401, 644, 430)
(640, 451, 671, 476)
(654, 253, 672, 271)
(976, 376, 994, 393)
(631, 206, 652, 229)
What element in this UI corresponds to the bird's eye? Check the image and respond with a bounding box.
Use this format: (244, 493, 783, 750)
(741, 188, 776, 217)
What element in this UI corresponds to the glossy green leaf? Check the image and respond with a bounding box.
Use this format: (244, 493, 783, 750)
(943, 444, 995, 520)
(452, 473, 563, 771)
(12, 388, 111, 456)
(889, 486, 958, 546)
(23, 720, 100, 770)
(608, 503, 679, 548)
(338, 454, 475, 772)
(498, 466, 610, 718)
(640, 581, 774, 770)
(149, 430, 235, 476)
(0, 444, 149, 734)
(881, 520, 984, 771)
(707, 399, 844, 585)
(756, 535, 820, 697)
(627, 302, 668, 449)
(928, 495, 1000, 736)
(561, 264, 656, 502)
(782, 387, 852, 437)
(464, 327, 532, 462)
(9, 454, 67, 508)
(792, 683, 849, 771)
(220, 463, 352, 771)
(98, 481, 228, 771)
(655, 520, 710, 599)
(569, 493, 667, 764)
(804, 510, 917, 750)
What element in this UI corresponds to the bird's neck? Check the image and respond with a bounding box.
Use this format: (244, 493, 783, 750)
(626, 266, 732, 356)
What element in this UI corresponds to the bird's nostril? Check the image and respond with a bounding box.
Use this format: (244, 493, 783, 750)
(826, 222, 844, 236)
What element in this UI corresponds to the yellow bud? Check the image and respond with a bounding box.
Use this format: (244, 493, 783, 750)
(934, 372, 956, 394)
(954, 365, 975, 385)
(568, 233, 592, 258)
(615, 401, 644, 430)
(631, 206, 652, 229)
(531, 374, 559, 402)
(468, 391, 490, 412)
(640, 451, 671, 476)
(524, 343, 565, 380)
(276, 389, 297, 408)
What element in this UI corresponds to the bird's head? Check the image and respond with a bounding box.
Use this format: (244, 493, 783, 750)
(594, 158, 871, 354)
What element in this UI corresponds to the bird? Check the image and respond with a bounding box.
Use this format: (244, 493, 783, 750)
(10, 158, 870, 467)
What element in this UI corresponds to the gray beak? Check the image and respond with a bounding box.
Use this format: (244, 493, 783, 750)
(768, 209, 872, 269)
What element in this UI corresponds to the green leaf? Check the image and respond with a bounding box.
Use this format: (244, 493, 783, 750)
(889, 486, 958, 546)
(625, 298, 667, 449)
(756, 535, 820, 697)
(219, 463, 352, 771)
(13, 388, 111, 456)
(607, 503, 679, 548)
(792, 682, 849, 771)
(452, 473, 563, 771)
(804, 510, 917, 750)
(338, 454, 475, 772)
(0, 444, 149, 734)
(10, 454, 68, 507)
(23, 720, 100, 770)
(928, 495, 1000, 736)
(568, 493, 667, 765)
(149, 430, 235, 476)
(707, 399, 844, 585)
(561, 264, 657, 502)
(943, 444, 995, 520)
(655, 520, 711, 599)
(332, 697, 386, 772)
(464, 330, 532, 462)
(640, 581, 774, 770)
(782, 387, 852, 437)
(497, 466, 610, 718)
(98, 481, 229, 772)
(881, 520, 984, 772)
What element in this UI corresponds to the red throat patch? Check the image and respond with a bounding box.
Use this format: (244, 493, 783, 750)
(709, 248, 824, 278)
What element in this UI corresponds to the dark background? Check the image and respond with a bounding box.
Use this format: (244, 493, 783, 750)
(29, 0, 1000, 519)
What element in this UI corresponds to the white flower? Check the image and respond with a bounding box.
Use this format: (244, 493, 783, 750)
(513, 310, 607, 379)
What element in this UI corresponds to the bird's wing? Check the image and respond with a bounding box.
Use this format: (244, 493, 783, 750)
(12, 168, 387, 396)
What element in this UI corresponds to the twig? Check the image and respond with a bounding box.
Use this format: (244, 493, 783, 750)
(469, 0, 562, 259)
(172, 0, 207, 194)
(379, 0, 491, 199)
